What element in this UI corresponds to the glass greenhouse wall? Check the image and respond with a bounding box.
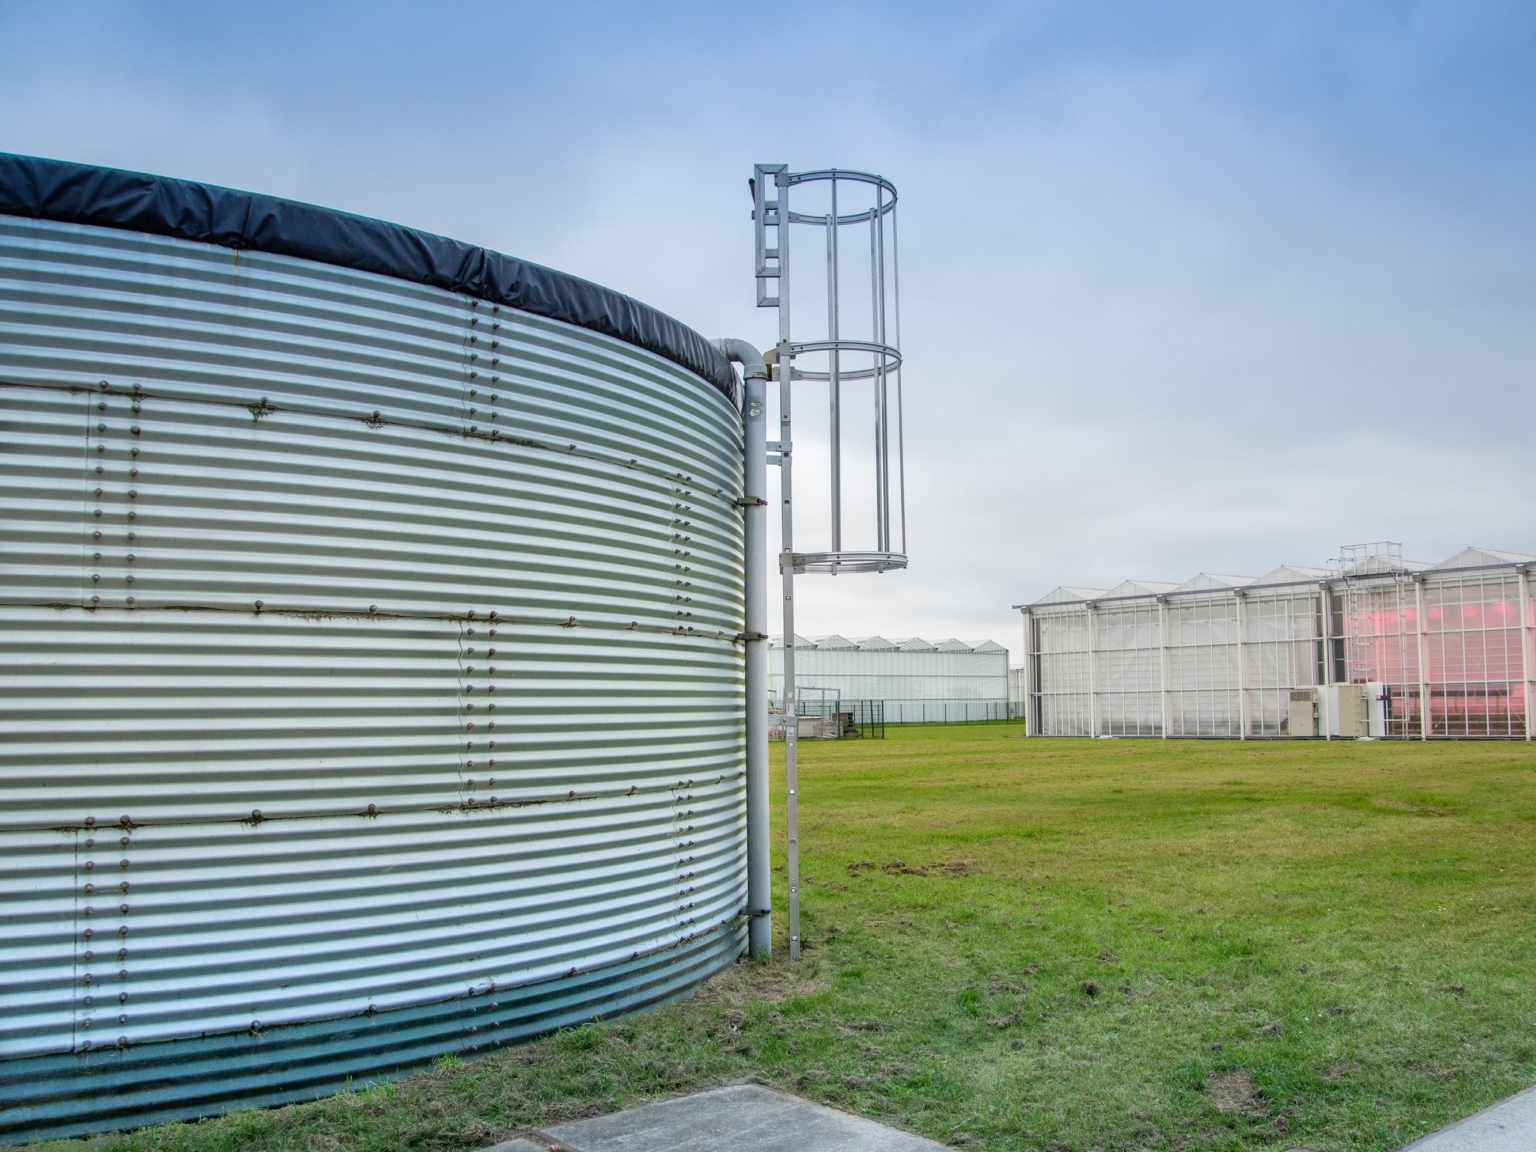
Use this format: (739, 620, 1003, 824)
(769, 635, 1010, 723)
(1019, 546, 1534, 739)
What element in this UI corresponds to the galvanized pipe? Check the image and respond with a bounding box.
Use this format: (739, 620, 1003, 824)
(715, 339, 771, 958)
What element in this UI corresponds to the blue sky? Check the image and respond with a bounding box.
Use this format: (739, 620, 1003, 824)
(3, 1, 1533, 647)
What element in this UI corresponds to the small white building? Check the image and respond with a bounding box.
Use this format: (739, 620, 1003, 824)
(769, 635, 1010, 723)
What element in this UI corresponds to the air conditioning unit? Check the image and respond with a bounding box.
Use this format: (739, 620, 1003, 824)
(1288, 689, 1319, 737)
(1319, 684, 1369, 739)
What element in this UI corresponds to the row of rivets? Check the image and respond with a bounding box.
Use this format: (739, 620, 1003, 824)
(85, 383, 143, 610)
(466, 302, 504, 435)
(78, 815, 132, 1051)
(462, 615, 500, 800)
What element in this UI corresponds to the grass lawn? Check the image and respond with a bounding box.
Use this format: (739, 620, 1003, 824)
(39, 726, 1536, 1152)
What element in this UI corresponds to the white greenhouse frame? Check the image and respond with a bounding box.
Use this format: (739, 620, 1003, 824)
(1018, 546, 1534, 740)
(769, 635, 1009, 723)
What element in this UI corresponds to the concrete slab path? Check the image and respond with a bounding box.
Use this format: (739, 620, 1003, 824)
(481, 1083, 947, 1152)
(481, 1078, 1536, 1151)
(1397, 1083, 1536, 1152)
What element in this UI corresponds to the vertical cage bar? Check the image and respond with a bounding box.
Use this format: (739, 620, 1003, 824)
(827, 175, 841, 553)
(779, 358, 801, 960)
(1520, 566, 1533, 740)
(1415, 577, 1432, 740)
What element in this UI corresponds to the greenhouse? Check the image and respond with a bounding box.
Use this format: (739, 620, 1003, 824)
(769, 635, 1010, 723)
(1017, 544, 1534, 740)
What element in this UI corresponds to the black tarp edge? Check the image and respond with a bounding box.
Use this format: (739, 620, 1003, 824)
(0, 153, 740, 406)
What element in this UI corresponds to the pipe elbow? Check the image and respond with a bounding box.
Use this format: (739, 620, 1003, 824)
(714, 337, 769, 381)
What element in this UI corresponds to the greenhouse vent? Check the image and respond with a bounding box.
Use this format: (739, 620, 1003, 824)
(1016, 544, 1535, 740)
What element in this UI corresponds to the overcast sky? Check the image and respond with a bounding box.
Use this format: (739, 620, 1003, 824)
(3, 1, 1533, 652)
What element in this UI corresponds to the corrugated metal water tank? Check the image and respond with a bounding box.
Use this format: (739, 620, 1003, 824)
(0, 179, 747, 1142)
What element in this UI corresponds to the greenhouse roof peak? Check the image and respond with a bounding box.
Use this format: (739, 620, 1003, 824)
(1429, 546, 1536, 571)
(768, 634, 818, 649)
(1251, 564, 1332, 586)
(1033, 585, 1109, 605)
(1104, 579, 1179, 599)
(1176, 573, 1256, 592)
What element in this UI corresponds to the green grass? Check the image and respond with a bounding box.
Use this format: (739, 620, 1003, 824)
(40, 727, 1536, 1152)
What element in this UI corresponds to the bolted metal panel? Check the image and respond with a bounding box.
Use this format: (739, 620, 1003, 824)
(0, 218, 746, 1141)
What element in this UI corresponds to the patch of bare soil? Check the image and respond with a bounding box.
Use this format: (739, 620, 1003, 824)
(1203, 1069, 1271, 1119)
(538, 1100, 611, 1124)
(692, 956, 825, 1009)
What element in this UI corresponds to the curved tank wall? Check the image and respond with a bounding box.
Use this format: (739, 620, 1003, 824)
(0, 215, 747, 1142)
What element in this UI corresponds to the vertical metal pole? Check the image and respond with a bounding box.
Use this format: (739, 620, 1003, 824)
(1087, 603, 1098, 738)
(1414, 577, 1432, 741)
(1236, 592, 1249, 740)
(875, 185, 890, 552)
(827, 177, 840, 553)
(772, 170, 802, 961)
(889, 200, 906, 556)
(1019, 609, 1029, 731)
(1520, 567, 1533, 740)
(779, 357, 801, 960)
(1158, 597, 1171, 739)
(1319, 583, 1332, 741)
(742, 371, 771, 958)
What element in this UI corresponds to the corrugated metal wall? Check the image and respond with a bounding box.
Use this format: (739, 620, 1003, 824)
(0, 217, 747, 1142)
